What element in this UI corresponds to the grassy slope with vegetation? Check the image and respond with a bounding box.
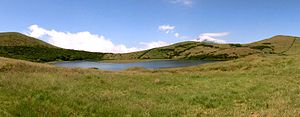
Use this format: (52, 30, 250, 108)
(0, 32, 57, 48)
(0, 32, 297, 62)
(0, 37, 299, 116)
(0, 32, 105, 62)
(103, 35, 296, 60)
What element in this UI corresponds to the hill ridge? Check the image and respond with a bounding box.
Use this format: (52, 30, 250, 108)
(0, 32, 298, 62)
(0, 32, 57, 48)
(103, 35, 297, 60)
(0, 32, 105, 62)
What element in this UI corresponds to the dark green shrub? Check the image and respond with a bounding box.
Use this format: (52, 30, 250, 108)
(0, 46, 105, 62)
(229, 44, 242, 47)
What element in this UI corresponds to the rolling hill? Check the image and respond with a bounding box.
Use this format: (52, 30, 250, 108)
(0, 32, 57, 48)
(0, 32, 298, 62)
(0, 32, 105, 62)
(103, 35, 298, 60)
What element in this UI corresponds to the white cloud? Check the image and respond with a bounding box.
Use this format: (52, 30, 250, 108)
(169, 0, 193, 6)
(158, 25, 175, 34)
(140, 41, 170, 49)
(174, 33, 180, 38)
(28, 25, 48, 38)
(27, 25, 168, 53)
(158, 24, 228, 44)
(194, 32, 229, 44)
(159, 25, 188, 39)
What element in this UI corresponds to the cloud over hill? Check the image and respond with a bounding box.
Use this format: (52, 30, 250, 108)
(27, 25, 169, 53)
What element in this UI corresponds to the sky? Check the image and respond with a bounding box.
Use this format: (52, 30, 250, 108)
(0, 0, 300, 53)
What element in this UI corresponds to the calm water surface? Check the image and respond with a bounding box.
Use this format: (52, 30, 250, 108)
(52, 60, 216, 70)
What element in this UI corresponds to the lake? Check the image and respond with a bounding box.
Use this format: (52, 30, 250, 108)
(52, 60, 216, 70)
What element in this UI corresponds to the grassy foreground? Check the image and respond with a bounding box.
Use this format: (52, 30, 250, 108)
(0, 39, 300, 116)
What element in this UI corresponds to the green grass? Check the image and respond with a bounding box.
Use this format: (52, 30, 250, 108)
(0, 38, 300, 116)
(1, 32, 300, 116)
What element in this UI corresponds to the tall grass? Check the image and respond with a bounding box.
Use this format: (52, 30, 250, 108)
(0, 37, 299, 116)
(1, 46, 300, 116)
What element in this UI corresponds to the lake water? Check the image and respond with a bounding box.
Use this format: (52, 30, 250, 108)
(52, 60, 216, 70)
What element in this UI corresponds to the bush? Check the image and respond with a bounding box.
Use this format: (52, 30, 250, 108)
(250, 45, 272, 50)
(229, 44, 242, 47)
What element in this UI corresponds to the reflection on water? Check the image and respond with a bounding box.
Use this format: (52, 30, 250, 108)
(52, 60, 216, 70)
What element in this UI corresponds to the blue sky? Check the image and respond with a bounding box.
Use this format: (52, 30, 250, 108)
(1, 0, 300, 53)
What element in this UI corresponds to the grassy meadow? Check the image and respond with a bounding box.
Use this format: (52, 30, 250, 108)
(0, 39, 300, 116)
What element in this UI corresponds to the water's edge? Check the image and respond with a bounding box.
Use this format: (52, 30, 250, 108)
(51, 59, 217, 71)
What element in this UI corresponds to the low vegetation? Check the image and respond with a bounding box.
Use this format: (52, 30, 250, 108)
(0, 46, 105, 62)
(0, 36, 300, 116)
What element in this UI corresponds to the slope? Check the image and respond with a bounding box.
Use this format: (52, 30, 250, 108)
(103, 35, 297, 60)
(0, 32, 57, 48)
(0, 32, 297, 62)
(0, 32, 105, 62)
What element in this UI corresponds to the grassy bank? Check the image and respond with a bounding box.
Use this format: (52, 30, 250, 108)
(0, 39, 300, 116)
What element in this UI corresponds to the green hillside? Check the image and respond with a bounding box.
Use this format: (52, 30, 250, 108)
(103, 35, 297, 60)
(0, 32, 57, 48)
(0, 32, 105, 62)
(0, 32, 298, 62)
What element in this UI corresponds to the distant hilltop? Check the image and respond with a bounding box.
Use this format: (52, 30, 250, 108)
(0, 32, 299, 62)
(102, 35, 298, 60)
